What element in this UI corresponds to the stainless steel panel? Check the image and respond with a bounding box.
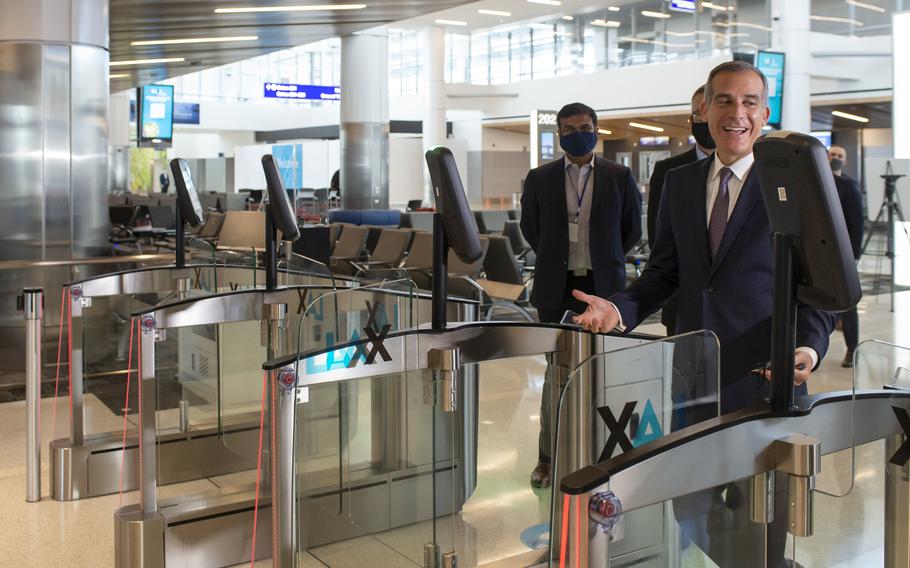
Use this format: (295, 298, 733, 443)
(114, 507, 166, 568)
(0, 43, 44, 266)
(43, 44, 72, 261)
(70, 44, 109, 257)
(71, 0, 109, 49)
(340, 121, 389, 209)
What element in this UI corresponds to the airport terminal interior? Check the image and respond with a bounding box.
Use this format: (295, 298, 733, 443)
(2, 0, 910, 567)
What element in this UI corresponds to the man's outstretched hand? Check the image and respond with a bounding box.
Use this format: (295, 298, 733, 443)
(571, 290, 620, 334)
(760, 350, 814, 386)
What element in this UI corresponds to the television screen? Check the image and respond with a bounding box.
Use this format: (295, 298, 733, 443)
(540, 132, 555, 160)
(137, 84, 174, 144)
(756, 51, 785, 129)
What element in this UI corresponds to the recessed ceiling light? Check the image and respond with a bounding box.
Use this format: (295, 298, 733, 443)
(562, 15, 574, 20)
(478, 9, 511, 16)
(109, 73, 129, 79)
(598, 129, 612, 135)
(592, 19, 621, 27)
(846, 0, 886, 13)
(109, 57, 186, 67)
(607, 6, 620, 11)
(435, 19, 467, 26)
(810, 15, 864, 26)
(214, 4, 366, 13)
(702, 1, 729, 10)
(641, 10, 671, 19)
(832, 110, 870, 123)
(527, 0, 562, 6)
(131, 36, 258, 46)
(714, 21, 772, 31)
(629, 121, 665, 132)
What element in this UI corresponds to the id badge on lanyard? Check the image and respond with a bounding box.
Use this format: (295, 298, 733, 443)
(569, 167, 592, 244)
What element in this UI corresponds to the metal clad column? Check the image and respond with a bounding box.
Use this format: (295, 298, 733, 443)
(773, 0, 811, 133)
(0, 0, 109, 381)
(421, 26, 447, 206)
(340, 33, 389, 210)
(24, 288, 43, 503)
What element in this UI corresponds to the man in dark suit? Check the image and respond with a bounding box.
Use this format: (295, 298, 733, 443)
(647, 84, 714, 334)
(520, 102, 641, 488)
(573, 61, 834, 567)
(830, 145, 864, 367)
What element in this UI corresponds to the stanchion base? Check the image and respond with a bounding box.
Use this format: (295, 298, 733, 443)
(114, 506, 166, 568)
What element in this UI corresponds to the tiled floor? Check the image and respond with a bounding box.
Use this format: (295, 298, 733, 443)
(0, 287, 906, 567)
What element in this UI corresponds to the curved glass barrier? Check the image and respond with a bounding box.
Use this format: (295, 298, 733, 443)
(291, 279, 436, 566)
(788, 339, 910, 567)
(551, 330, 722, 567)
(58, 260, 343, 505)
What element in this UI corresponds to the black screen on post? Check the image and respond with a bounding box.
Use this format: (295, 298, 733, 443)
(170, 158, 205, 227)
(424, 146, 483, 263)
(754, 132, 861, 311)
(261, 154, 301, 242)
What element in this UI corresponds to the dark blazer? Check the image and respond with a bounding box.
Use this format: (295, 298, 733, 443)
(834, 175, 864, 259)
(647, 147, 700, 246)
(610, 156, 834, 413)
(520, 155, 642, 311)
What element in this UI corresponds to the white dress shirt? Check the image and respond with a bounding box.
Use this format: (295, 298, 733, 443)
(564, 154, 595, 271)
(706, 152, 753, 224)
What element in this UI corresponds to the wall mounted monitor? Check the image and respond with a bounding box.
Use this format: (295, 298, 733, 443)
(137, 84, 174, 148)
(755, 51, 785, 130)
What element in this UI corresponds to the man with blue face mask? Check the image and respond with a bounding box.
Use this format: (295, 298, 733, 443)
(520, 102, 642, 488)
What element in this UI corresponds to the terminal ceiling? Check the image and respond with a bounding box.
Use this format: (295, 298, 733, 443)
(109, 0, 476, 92)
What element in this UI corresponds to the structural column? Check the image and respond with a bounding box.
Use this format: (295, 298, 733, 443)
(773, 0, 811, 133)
(422, 26, 447, 206)
(340, 33, 389, 209)
(0, 0, 109, 386)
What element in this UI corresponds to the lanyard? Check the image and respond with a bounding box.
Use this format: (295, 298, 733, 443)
(571, 166, 593, 220)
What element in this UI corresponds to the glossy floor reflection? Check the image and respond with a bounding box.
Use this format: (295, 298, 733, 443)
(0, 289, 905, 566)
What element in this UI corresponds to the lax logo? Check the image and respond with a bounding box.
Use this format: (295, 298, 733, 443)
(306, 299, 395, 374)
(597, 399, 664, 462)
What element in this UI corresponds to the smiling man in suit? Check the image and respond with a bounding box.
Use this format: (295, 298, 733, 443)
(520, 102, 641, 488)
(647, 84, 714, 335)
(572, 61, 834, 567)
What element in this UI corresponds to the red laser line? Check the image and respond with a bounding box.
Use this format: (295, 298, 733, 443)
(560, 493, 570, 568)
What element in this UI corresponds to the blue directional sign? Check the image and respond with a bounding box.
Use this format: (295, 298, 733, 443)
(756, 51, 786, 129)
(263, 82, 341, 101)
(670, 0, 696, 13)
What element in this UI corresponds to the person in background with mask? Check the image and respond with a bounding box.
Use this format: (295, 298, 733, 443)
(829, 144, 864, 367)
(646, 84, 714, 335)
(520, 102, 642, 488)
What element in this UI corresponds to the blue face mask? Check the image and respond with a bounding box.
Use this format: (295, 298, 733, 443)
(560, 130, 598, 157)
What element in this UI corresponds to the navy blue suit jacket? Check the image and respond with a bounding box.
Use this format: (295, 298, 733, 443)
(610, 156, 834, 413)
(520, 155, 642, 311)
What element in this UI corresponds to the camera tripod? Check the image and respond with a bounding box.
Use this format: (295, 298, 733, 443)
(860, 162, 909, 312)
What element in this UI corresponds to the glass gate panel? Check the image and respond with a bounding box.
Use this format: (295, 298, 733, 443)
(292, 281, 447, 567)
(789, 339, 910, 568)
(551, 330, 726, 567)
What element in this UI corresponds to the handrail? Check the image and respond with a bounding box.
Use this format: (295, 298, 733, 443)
(558, 388, 910, 499)
(0, 254, 173, 271)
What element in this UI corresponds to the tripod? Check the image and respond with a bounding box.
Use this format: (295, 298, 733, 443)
(860, 162, 909, 312)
